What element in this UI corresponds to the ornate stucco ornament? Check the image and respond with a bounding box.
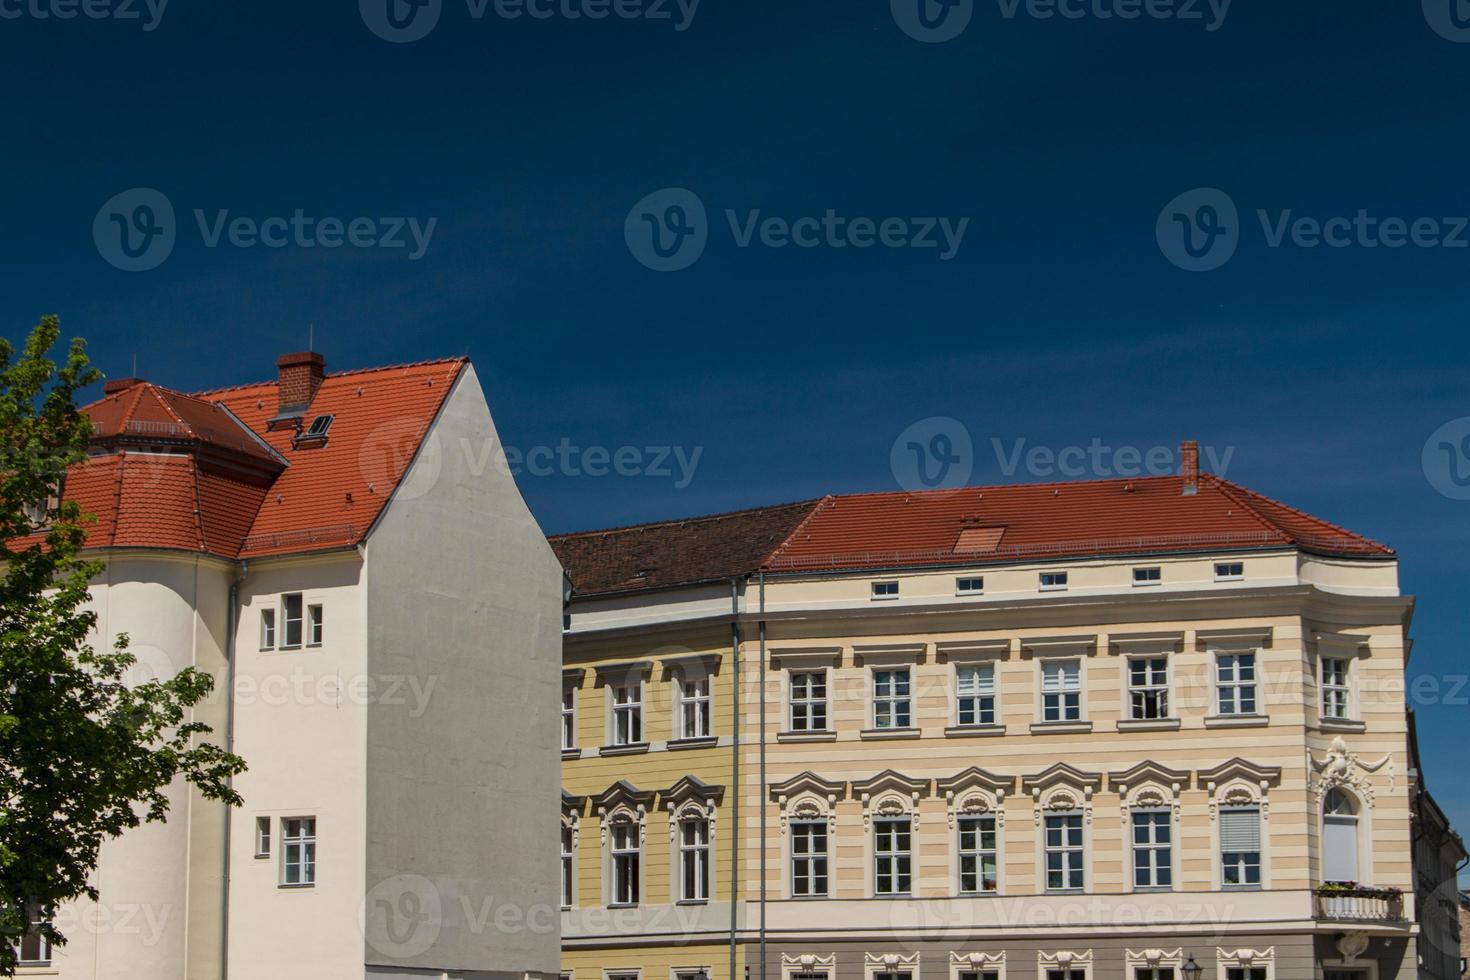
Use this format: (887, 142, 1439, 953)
(1311, 736, 1393, 806)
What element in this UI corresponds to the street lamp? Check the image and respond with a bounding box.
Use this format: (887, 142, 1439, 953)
(1182, 955, 1204, 980)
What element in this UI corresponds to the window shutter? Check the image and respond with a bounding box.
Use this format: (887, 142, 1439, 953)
(1219, 809, 1260, 850)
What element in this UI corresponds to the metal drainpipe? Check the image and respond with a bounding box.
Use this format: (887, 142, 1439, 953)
(220, 560, 246, 980)
(729, 577, 740, 980)
(758, 571, 766, 980)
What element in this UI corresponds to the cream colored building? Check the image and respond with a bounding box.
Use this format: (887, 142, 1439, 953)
(14, 353, 563, 980)
(554, 448, 1445, 980)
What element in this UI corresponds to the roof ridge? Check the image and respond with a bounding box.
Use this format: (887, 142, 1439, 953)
(1206, 474, 1394, 554)
(549, 498, 822, 541)
(191, 356, 469, 397)
(150, 387, 190, 431)
(812, 474, 1184, 504)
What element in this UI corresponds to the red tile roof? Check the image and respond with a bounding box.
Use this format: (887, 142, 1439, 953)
(28, 357, 467, 561)
(552, 474, 1393, 597)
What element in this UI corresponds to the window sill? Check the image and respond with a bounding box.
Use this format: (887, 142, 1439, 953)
(1116, 718, 1182, 732)
(859, 727, 922, 741)
(1318, 718, 1367, 733)
(1222, 884, 1263, 892)
(667, 736, 719, 751)
(598, 742, 650, 757)
(277, 883, 316, 890)
(561, 747, 583, 760)
(675, 899, 710, 906)
(1046, 888, 1085, 895)
(777, 730, 838, 743)
(1204, 714, 1269, 728)
(944, 724, 1007, 738)
(606, 902, 639, 909)
(1029, 720, 1093, 735)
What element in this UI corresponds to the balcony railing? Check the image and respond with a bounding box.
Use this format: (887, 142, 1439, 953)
(1315, 886, 1406, 923)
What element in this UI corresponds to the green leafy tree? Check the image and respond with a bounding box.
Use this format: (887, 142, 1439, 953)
(0, 316, 245, 975)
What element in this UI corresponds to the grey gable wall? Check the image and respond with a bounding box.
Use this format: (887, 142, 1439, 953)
(364, 364, 563, 976)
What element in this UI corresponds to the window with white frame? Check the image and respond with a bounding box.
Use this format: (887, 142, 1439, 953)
(1041, 660, 1082, 722)
(1134, 970, 1175, 980)
(873, 816, 913, 895)
(791, 820, 829, 897)
(956, 663, 997, 726)
(281, 816, 316, 886)
(11, 911, 49, 967)
(958, 813, 998, 893)
(1215, 652, 1258, 715)
(561, 685, 577, 749)
(792, 974, 830, 980)
(957, 576, 985, 594)
(1321, 657, 1351, 720)
(306, 603, 323, 646)
(607, 973, 640, 980)
(610, 819, 640, 905)
(611, 681, 643, 745)
(1044, 812, 1084, 891)
(789, 670, 828, 732)
(677, 674, 712, 739)
(259, 608, 276, 649)
(1128, 657, 1169, 720)
(281, 593, 304, 647)
(959, 973, 999, 980)
(674, 972, 709, 980)
(1046, 970, 1086, 980)
(872, 581, 899, 600)
(254, 816, 271, 858)
(1040, 571, 1068, 591)
(1133, 566, 1161, 586)
(1215, 561, 1244, 581)
(678, 816, 710, 902)
(1224, 970, 1267, 980)
(874, 972, 913, 980)
(560, 822, 574, 908)
(1131, 810, 1172, 889)
(1220, 807, 1262, 888)
(872, 668, 912, 729)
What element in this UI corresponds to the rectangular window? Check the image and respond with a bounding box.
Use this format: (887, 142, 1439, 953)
(255, 816, 271, 858)
(281, 593, 304, 648)
(1135, 971, 1176, 980)
(612, 682, 643, 746)
(306, 603, 323, 646)
(791, 821, 829, 898)
(1216, 653, 1258, 715)
(560, 823, 574, 908)
(872, 669, 912, 729)
(611, 822, 640, 905)
(872, 581, 899, 600)
(1322, 657, 1350, 720)
(874, 973, 913, 980)
(1133, 566, 1162, 586)
(679, 818, 711, 902)
(281, 817, 316, 886)
(957, 576, 985, 594)
(1041, 659, 1082, 722)
(678, 675, 711, 739)
(1220, 808, 1262, 888)
(956, 664, 996, 726)
(561, 686, 576, 750)
(789, 671, 828, 732)
(1040, 571, 1069, 591)
(1215, 561, 1245, 581)
(1226, 970, 1267, 980)
(792, 975, 829, 980)
(874, 817, 913, 895)
(1046, 970, 1087, 980)
(12, 913, 50, 967)
(958, 814, 998, 894)
(959, 974, 999, 980)
(1044, 813, 1084, 891)
(1131, 810, 1172, 889)
(608, 974, 640, 980)
(1128, 657, 1170, 720)
(259, 608, 276, 649)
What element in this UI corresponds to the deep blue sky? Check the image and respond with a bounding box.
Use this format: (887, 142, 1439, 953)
(4, 2, 1470, 860)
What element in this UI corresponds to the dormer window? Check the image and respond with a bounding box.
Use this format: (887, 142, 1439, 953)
(294, 414, 334, 447)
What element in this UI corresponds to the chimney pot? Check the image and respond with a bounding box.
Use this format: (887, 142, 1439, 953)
(276, 351, 325, 416)
(1181, 440, 1200, 495)
(103, 377, 144, 395)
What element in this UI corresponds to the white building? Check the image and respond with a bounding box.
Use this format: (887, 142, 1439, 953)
(17, 352, 563, 980)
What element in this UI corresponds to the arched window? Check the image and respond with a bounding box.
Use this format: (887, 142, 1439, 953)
(1322, 788, 1360, 883)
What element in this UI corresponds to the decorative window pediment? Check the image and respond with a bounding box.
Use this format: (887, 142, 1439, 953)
(771, 772, 846, 832)
(1215, 947, 1274, 977)
(1022, 763, 1101, 825)
(1038, 950, 1092, 970)
(562, 790, 585, 847)
(665, 775, 723, 839)
(938, 767, 1015, 828)
(1199, 759, 1281, 819)
(865, 952, 921, 977)
(852, 770, 931, 829)
(593, 780, 655, 845)
(660, 652, 722, 678)
(782, 953, 837, 979)
(1109, 761, 1190, 823)
(1125, 948, 1183, 971)
(592, 659, 654, 686)
(1311, 735, 1393, 808)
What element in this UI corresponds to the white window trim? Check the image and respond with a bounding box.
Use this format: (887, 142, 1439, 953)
(305, 602, 323, 647)
(953, 661, 998, 728)
(774, 780, 841, 901)
(781, 954, 837, 980)
(670, 968, 716, 980)
(954, 809, 1001, 897)
(869, 812, 916, 898)
(1038, 571, 1069, 592)
(607, 680, 646, 747)
(1210, 796, 1268, 891)
(1319, 784, 1375, 888)
(1123, 949, 1184, 976)
(259, 607, 276, 650)
(1036, 657, 1085, 724)
(561, 805, 580, 909)
(280, 593, 305, 650)
(1039, 809, 1087, 893)
(604, 811, 644, 907)
(1214, 561, 1245, 582)
(871, 580, 900, 601)
(1214, 948, 1275, 980)
(1131, 566, 1162, 587)
(668, 802, 715, 904)
(1211, 648, 1263, 718)
(1123, 654, 1173, 722)
(671, 666, 714, 742)
(604, 971, 643, 980)
(865, 951, 922, 980)
(1312, 636, 1369, 725)
(1126, 807, 1176, 892)
(562, 684, 578, 751)
(279, 815, 316, 888)
(955, 576, 985, 596)
(1036, 950, 1092, 980)
(788, 667, 831, 734)
(950, 950, 1006, 980)
(869, 665, 915, 731)
(254, 815, 271, 859)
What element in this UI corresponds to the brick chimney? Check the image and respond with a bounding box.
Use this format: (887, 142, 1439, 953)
(276, 352, 325, 416)
(103, 377, 143, 395)
(1180, 440, 1200, 496)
